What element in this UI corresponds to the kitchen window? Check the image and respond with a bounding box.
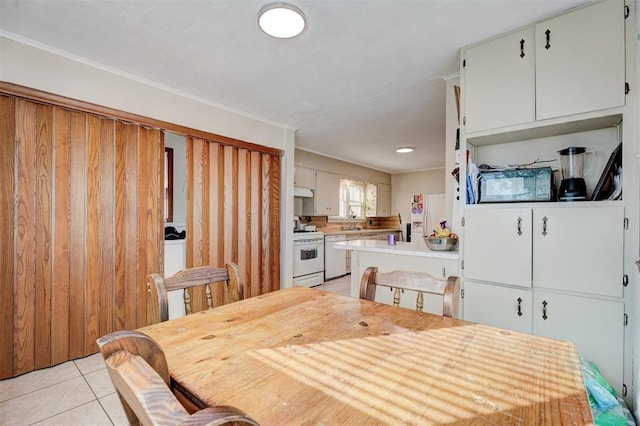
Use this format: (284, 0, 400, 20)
(338, 179, 376, 218)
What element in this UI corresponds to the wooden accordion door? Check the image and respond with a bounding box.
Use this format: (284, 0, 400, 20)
(0, 94, 164, 379)
(186, 137, 281, 312)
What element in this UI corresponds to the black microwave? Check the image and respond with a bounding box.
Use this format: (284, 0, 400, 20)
(479, 167, 553, 203)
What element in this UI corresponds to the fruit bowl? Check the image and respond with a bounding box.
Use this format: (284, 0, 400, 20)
(425, 236, 458, 251)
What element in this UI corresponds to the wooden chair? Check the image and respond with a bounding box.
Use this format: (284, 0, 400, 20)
(147, 264, 244, 323)
(359, 267, 460, 318)
(97, 330, 259, 426)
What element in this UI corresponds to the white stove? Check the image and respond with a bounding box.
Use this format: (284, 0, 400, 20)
(293, 231, 324, 287)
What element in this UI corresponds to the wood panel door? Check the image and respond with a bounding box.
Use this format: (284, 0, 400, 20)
(187, 137, 281, 312)
(0, 95, 164, 379)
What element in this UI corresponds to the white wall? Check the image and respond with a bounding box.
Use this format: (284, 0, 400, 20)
(0, 35, 297, 288)
(295, 149, 391, 185)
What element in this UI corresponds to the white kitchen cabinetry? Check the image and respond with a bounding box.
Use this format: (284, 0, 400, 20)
(375, 183, 391, 217)
(314, 171, 340, 215)
(464, 27, 535, 133)
(294, 166, 316, 189)
(535, 0, 625, 120)
(464, 280, 625, 391)
(463, 281, 532, 334)
(463, 0, 625, 134)
(465, 205, 624, 297)
(463, 207, 532, 287)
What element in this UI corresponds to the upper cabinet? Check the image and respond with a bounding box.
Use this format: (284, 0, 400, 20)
(294, 166, 316, 189)
(464, 0, 626, 134)
(464, 27, 535, 133)
(535, 0, 625, 120)
(314, 171, 340, 215)
(375, 183, 391, 217)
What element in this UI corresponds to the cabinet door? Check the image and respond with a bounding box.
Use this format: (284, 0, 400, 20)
(464, 27, 535, 133)
(464, 208, 532, 287)
(315, 171, 340, 215)
(533, 291, 624, 393)
(375, 183, 391, 217)
(533, 206, 624, 297)
(294, 167, 316, 189)
(463, 281, 532, 334)
(535, 0, 625, 120)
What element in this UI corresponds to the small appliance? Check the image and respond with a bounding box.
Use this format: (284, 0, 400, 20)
(558, 147, 591, 201)
(478, 167, 553, 203)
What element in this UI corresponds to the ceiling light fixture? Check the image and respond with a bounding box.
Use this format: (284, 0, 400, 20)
(258, 3, 306, 39)
(396, 147, 415, 153)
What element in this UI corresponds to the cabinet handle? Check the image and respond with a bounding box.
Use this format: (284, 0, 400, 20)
(517, 297, 523, 317)
(542, 300, 548, 320)
(542, 216, 548, 236)
(519, 39, 525, 58)
(442, 267, 446, 278)
(517, 216, 522, 236)
(544, 29, 551, 50)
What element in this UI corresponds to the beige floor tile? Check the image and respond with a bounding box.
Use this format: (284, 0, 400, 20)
(317, 274, 351, 296)
(32, 400, 112, 426)
(84, 368, 116, 398)
(0, 376, 94, 425)
(73, 352, 105, 376)
(99, 392, 129, 426)
(0, 361, 80, 402)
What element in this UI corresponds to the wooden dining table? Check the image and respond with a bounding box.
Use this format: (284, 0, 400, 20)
(139, 286, 593, 425)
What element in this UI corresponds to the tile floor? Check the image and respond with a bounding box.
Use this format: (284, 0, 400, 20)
(0, 273, 353, 425)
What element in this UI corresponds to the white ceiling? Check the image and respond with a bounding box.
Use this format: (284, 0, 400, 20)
(0, 0, 587, 173)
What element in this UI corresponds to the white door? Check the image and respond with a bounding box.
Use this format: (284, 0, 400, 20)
(464, 27, 535, 133)
(535, 0, 625, 120)
(464, 208, 532, 287)
(533, 206, 624, 297)
(533, 291, 624, 393)
(463, 280, 532, 334)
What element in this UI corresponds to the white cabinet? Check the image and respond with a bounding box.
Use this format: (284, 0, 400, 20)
(463, 0, 625, 134)
(294, 167, 316, 189)
(463, 207, 532, 287)
(376, 183, 391, 217)
(464, 280, 625, 392)
(314, 171, 340, 215)
(532, 206, 623, 297)
(535, 0, 625, 120)
(532, 291, 624, 393)
(464, 27, 535, 133)
(464, 205, 624, 297)
(464, 281, 532, 334)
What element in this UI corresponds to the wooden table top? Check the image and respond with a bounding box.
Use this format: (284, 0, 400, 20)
(140, 287, 593, 425)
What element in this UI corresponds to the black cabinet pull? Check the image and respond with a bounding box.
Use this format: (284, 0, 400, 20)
(520, 39, 525, 58)
(542, 216, 548, 236)
(517, 297, 523, 317)
(517, 216, 522, 236)
(542, 300, 548, 320)
(545, 29, 551, 50)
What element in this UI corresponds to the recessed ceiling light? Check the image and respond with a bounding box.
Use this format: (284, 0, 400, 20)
(396, 147, 415, 153)
(258, 3, 306, 39)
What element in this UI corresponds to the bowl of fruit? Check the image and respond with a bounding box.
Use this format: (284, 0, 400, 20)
(425, 221, 458, 251)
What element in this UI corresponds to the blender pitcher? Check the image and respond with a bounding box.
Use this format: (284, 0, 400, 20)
(558, 146, 592, 201)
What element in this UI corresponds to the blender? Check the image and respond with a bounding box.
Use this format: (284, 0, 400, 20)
(558, 146, 590, 201)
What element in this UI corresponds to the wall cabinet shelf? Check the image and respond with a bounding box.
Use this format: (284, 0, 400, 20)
(464, 0, 625, 135)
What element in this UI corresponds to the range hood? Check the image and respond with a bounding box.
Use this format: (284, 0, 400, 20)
(294, 186, 313, 198)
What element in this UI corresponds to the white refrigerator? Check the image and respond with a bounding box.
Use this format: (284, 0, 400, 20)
(411, 193, 446, 237)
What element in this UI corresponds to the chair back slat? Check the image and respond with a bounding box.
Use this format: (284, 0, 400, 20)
(147, 263, 244, 323)
(359, 267, 460, 318)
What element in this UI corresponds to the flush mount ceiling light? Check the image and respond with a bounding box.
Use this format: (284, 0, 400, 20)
(258, 3, 306, 39)
(396, 147, 415, 153)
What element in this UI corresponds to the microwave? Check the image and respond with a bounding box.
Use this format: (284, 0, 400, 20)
(479, 167, 553, 203)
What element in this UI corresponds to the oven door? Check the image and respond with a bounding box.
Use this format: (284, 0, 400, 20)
(293, 240, 325, 278)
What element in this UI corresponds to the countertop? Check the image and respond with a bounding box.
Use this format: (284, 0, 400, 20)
(321, 228, 401, 236)
(332, 238, 459, 259)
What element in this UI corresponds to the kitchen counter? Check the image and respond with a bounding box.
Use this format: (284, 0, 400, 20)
(333, 238, 459, 260)
(321, 228, 401, 236)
